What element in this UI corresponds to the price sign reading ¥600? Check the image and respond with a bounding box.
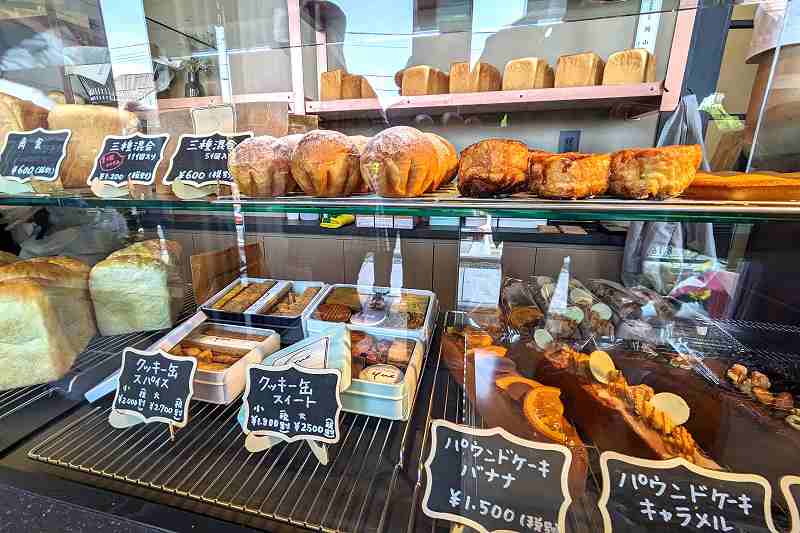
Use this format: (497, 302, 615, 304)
(0, 129, 71, 182)
(242, 364, 341, 444)
(88, 133, 169, 186)
(163, 131, 252, 186)
(111, 347, 197, 427)
(422, 420, 573, 533)
(599, 451, 779, 533)
(782, 476, 800, 533)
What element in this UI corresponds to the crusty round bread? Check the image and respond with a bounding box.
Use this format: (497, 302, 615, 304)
(360, 126, 439, 198)
(608, 144, 702, 200)
(529, 151, 610, 199)
(424, 132, 458, 191)
(290, 130, 363, 197)
(349, 135, 372, 192)
(229, 134, 302, 197)
(458, 138, 529, 197)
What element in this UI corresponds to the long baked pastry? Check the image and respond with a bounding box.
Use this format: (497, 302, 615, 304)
(608, 144, 702, 199)
(529, 151, 610, 199)
(290, 130, 363, 197)
(683, 171, 800, 201)
(458, 139, 529, 197)
(360, 126, 439, 197)
(441, 329, 588, 495)
(535, 345, 719, 468)
(228, 134, 302, 197)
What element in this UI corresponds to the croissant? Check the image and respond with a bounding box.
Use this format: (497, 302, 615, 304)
(608, 144, 702, 199)
(529, 151, 610, 199)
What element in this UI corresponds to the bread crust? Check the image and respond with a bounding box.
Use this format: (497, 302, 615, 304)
(458, 138, 529, 197)
(0, 93, 49, 150)
(229, 134, 301, 197)
(290, 130, 363, 197)
(530, 151, 610, 199)
(423, 132, 458, 191)
(360, 126, 439, 197)
(683, 172, 800, 201)
(609, 144, 702, 199)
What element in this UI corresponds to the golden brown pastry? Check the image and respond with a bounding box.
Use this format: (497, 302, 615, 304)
(602, 48, 656, 85)
(423, 132, 458, 191)
(349, 135, 372, 192)
(529, 151, 611, 199)
(360, 126, 439, 197)
(682, 171, 800, 201)
(457, 138, 529, 197)
(0, 93, 49, 151)
(290, 130, 363, 197)
(47, 104, 139, 189)
(554, 52, 605, 88)
(609, 144, 702, 199)
(228, 134, 302, 197)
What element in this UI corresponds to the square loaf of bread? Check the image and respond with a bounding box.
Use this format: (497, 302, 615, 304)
(449, 62, 502, 93)
(502, 57, 554, 90)
(0, 256, 96, 390)
(554, 52, 605, 88)
(401, 66, 449, 96)
(602, 48, 656, 85)
(90, 239, 184, 336)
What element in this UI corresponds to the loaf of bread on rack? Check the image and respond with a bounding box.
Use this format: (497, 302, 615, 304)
(608, 144, 702, 199)
(603, 48, 656, 85)
(424, 132, 458, 191)
(399, 66, 449, 96)
(90, 239, 184, 336)
(458, 138, 529, 197)
(360, 126, 439, 197)
(535, 346, 720, 468)
(47, 104, 140, 189)
(554, 52, 605, 88)
(0, 256, 96, 390)
(290, 130, 365, 197)
(449, 62, 502, 93)
(228, 134, 302, 197)
(529, 151, 610, 199)
(502, 58, 554, 90)
(0, 94, 54, 194)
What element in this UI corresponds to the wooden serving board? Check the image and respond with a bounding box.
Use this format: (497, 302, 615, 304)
(189, 242, 267, 304)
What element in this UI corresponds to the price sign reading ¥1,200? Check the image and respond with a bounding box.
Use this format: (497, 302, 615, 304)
(163, 132, 252, 186)
(422, 420, 573, 533)
(600, 451, 779, 533)
(242, 364, 341, 444)
(112, 347, 197, 427)
(0, 129, 71, 182)
(88, 133, 169, 186)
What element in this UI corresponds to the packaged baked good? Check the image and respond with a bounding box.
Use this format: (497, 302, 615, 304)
(602, 48, 656, 85)
(449, 62, 502, 93)
(47, 103, 140, 189)
(608, 144, 703, 200)
(290, 130, 365, 197)
(554, 52, 605, 88)
(682, 171, 800, 201)
(529, 151, 610, 199)
(0, 256, 96, 390)
(89, 239, 184, 336)
(261, 286, 321, 316)
(498, 277, 544, 337)
(228, 134, 302, 197)
(502, 57, 554, 90)
(457, 138, 529, 197)
(535, 346, 719, 468)
(360, 126, 439, 197)
(400, 65, 449, 96)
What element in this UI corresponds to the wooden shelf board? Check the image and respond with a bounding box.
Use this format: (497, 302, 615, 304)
(156, 92, 295, 110)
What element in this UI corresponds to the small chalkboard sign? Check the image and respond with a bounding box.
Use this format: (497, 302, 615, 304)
(782, 476, 800, 533)
(111, 347, 197, 428)
(422, 420, 573, 533)
(163, 131, 252, 186)
(242, 364, 341, 444)
(599, 451, 779, 533)
(88, 133, 169, 186)
(0, 128, 71, 182)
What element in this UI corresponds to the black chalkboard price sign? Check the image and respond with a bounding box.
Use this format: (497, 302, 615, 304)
(163, 132, 252, 186)
(88, 133, 169, 186)
(600, 451, 779, 533)
(242, 364, 341, 444)
(112, 347, 197, 427)
(422, 420, 573, 533)
(0, 128, 70, 182)
(781, 476, 800, 533)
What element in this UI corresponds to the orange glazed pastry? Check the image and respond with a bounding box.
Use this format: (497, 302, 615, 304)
(529, 151, 610, 199)
(608, 144, 702, 199)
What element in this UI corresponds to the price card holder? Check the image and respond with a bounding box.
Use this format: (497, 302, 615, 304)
(599, 451, 779, 533)
(109, 347, 197, 438)
(163, 131, 252, 199)
(242, 364, 342, 465)
(88, 133, 169, 197)
(422, 420, 573, 533)
(782, 476, 800, 533)
(0, 129, 71, 193)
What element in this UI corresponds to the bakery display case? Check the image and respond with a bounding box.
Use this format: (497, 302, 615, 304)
(1, 1, 800, 533)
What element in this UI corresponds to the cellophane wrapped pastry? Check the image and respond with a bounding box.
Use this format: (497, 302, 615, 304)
(290, 130, 364, 197)
(529, 150, 610, 199)
(360, 126, 439, 197)
(458, 138, 530, 197)
(608, 144, 703, 199)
